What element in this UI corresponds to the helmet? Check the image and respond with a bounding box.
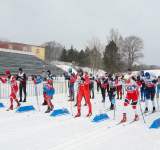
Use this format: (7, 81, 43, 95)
(77, 67, 83, 72)
(6, 71, 10, 75)
(19, 68, 22, 72)
(68, 67, 72, 71)
(108, 74, 112, 78)
(47, 70, 51, 75)
(145, 72, 150, 78)
(127, 68, 131, 72)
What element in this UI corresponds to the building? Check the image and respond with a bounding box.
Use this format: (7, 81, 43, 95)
(0, 41, 45, 60)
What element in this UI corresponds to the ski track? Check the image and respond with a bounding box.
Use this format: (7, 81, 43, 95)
(0, 93, 160, 150)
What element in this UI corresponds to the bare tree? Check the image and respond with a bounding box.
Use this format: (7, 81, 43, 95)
(122, 36, 144, 69)
(85, 37, 104, 74)
(42, 41, 64, 62)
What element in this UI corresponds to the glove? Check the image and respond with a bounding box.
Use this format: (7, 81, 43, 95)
(131, 76, 137, 81)
(0, 77, 2, 81)
(137, 76, 140, 81)
(81, 77, 85, 81)
(66, 76, 70, 80)
(152, 80, 157, 84)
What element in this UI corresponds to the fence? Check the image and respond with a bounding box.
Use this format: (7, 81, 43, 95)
(0, 80, 97, 99)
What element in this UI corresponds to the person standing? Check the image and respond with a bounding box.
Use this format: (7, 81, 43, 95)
(69, 68, 92, 117)
(17, 68, 27, 102)
(89, 73, 95, 99)
(65, 68, 75, 101)
(101, 76, 107, 103)
(0, 71, 21, 110)
(121, 69, 141, 122)
(139, 71, 146, 102)
(116, 72, 123, 99)
(96, 75, 101, 93)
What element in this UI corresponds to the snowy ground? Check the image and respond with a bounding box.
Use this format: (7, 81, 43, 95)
(0, 93, 160, 150)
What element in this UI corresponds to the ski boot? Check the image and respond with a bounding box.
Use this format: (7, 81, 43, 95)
(86, 112, 92, 117)
(91, 96, 94, 99)
(144, 107, 148, 113)
(134, 115, 139, 121)
(50, 104, 54, 111)
(45, 106, 51, 113)
(152, 107, 156, 113)
(84, 103, 87, 106)
(7, 105, 13, 111)
(121, 114, 126, 122)
(102, 99, 105, 103)
(141, 99, 143, 102)
(19, 99, 22, 102)
(117, 96, 119, 99)
(16, 102, 21, 109)
(75, 103, 77, 106)
(143, 99, 146, 102)
(23, 98, 26, 102)
(42, 100, 47, 105)
(120, 97, 122, 100)
(110, 104, 114, 110)
(75, 112, 81, 117)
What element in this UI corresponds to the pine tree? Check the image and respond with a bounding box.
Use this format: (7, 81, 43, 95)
(103, 40, 120, 74)
(78, 50, 85, 66)
(60, 47, 68, 61)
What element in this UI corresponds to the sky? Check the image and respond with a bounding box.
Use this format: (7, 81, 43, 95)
(0, 0, 160, 65)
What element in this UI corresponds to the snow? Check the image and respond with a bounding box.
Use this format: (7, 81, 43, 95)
(0, 92, 160, 150)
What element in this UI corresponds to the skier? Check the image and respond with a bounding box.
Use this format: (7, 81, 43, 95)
(143, 72, 157, 113)
(0, 71, 21, 110)
(65, 68, 75, 101)
(108, 76, 117, 110)
(105, 72, 109, 96)
(69, 67, 92, 117)
(101, 76, 107, 103)
(157, 76, 160, 98)
(89, 73, 95, 99)
(139, 71, 146, 102)
(47, 70, 54, 80)
(34, 75, 55, 113)
(41, 71, 47, 105)
(16, 68, 27, 102)
(121, 69, 141, 122)
(116, 72, 123, 99)
(95, 75, 101, 93)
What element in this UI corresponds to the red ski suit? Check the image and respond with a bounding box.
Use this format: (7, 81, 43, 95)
(70, 73, 92, 113)
(2, 76, 19, 105)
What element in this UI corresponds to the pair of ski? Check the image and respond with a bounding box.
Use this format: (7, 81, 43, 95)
(108, 110, 157, 129)
(6, 104, 21, 111)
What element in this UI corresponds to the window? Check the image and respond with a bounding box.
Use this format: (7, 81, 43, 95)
(36, 49, 39, 54)
(23, 47, 27, 51)
(9, 45, 12, 50)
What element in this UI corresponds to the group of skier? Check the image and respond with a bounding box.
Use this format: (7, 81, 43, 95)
(0, 67, 159, 122)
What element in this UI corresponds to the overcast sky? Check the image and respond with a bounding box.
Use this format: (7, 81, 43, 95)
(0, 0, 160, 65)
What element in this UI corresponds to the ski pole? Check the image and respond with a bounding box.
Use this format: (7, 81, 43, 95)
(136, 88, 145, 123)
(156, 86, 159, 111)
(35, 84, 40, 112)
(68, 81, 73, 116)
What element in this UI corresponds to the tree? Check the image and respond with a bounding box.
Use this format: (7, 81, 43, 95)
(103, 40, 120, 74)
(42, 41, 64, 62)
(78, 50, 85, 66)
(60, 47, 68, 62)
(85, 37, 103, 74)
(122, 36, 144, 69)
